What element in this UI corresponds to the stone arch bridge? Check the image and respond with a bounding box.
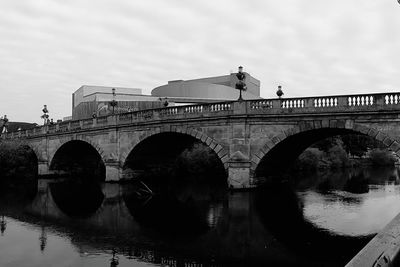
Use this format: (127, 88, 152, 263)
(3, 92, 400, 189)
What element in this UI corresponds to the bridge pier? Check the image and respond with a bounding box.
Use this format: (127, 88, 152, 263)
(37, 178, 52, 193)
(105, 161, 121, 182)
(101, 183, 121, 202)
(38, 161, 51, 176)
(227, 162, 253, 189)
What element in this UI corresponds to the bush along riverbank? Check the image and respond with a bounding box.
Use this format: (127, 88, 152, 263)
(0, 141, 37, 182)
(292, 135, 397, 172)
(0, 140, 38, 204)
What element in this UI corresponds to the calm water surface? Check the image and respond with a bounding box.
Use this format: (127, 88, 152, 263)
(1, 166, 400, 266)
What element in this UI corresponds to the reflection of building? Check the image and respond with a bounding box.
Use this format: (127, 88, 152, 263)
(71, 72, 262, 120)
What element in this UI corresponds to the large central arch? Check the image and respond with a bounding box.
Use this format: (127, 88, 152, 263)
(121, 129, 228, 183)
(253, 123, 400, 178)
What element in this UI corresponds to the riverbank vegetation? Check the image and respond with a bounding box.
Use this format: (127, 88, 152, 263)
(136, 142, 227, 192)
(0, 141, 37, 179)
(0, 140, 38, 204)
(293, 134, 397, 171)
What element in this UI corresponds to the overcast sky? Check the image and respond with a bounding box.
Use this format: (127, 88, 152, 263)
(1, 0, 400, 123)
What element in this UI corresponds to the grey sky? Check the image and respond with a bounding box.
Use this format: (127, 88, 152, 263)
(1, 0, 400, 123)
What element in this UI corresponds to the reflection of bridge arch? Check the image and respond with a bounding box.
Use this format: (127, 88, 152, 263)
(49, 181, 105, 218)
(253, 123, 399, 177)
(27, 181, 138, 232)
(120, 128, 229, 169)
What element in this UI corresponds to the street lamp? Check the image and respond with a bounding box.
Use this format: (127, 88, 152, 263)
(109, 88, 118, 114)
(0, 115, 8, 133)
(276, 85, 284, 99)
(235, 66, 247, 101)
(159, 97, 169, 107)
(41, 105, 49, 125)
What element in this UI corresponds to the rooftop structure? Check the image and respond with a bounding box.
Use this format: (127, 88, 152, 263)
(72, 85, 162, 120)
(151, 72, 261, 102)
(71, 71, 262, 120)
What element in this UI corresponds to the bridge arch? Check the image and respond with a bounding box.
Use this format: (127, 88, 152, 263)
(121, 128, 229, 181)
(49, 136, 106, 165)
(49, 138, 106, 181)
(120, 128, 229, 169)
(252, 122, 400, 177)
(22, 142, 43, 163)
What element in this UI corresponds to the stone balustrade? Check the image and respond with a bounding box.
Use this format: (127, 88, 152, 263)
(2, 92, 400, 139)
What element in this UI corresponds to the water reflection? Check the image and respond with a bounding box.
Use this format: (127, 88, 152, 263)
(294, 166, 400, 237)
(39, 225, 47, 252)
(123, 182, 225, 236)
(110, 249, 119, 267)
(0, 215, 6, 235)
(1, 166, 400, 266)
(49, 180, 104, 218)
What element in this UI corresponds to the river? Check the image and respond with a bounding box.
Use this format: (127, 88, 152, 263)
(1, 166, 400, 266)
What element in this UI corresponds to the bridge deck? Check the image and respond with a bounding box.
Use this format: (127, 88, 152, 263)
(2, 92, 400, 138)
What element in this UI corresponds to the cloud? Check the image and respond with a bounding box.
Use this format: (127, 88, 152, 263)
(0, 0, 399, 122)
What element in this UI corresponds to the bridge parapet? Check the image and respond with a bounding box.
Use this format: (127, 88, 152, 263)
(2, 92, 400, 140)
(248, 92, 400, 113)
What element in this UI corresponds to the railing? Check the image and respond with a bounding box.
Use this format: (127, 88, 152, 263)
(210, 103, 231, 112)
(249, 92, 400, 111)
(385, 93, 400, 105)
(96, 116, 108, 124)
(58, 121, 69, 132)
(282, 98, 306, 109)
(314, 97, 338, 107)
(250, 100, 273, 110)
(348, 95, 374, 106)
(2, 92, 400, 139)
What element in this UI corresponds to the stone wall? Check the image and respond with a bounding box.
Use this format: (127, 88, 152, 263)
(4, 92, 400, 189)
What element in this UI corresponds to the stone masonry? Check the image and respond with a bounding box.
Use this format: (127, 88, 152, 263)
(3, 92, 400, 189)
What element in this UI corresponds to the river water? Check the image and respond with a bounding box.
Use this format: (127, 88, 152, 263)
(1, 166, 400, 266)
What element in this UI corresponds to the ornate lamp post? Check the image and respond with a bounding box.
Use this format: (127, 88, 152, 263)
(1, 115, 8, 133)
(41, 105, 49, 125)
(276, 85, 284, 99)
(110, 88, 118, 114)
(235, 66, 247, 101)
(159, 97, 169, 107)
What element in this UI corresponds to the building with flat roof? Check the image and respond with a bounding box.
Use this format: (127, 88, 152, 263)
(151, 72, 261, 102)
(70, 71, 262, 120)
(72, 85, 162, 120)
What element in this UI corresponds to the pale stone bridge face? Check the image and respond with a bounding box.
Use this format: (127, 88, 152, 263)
(4, 92, 400, 189)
